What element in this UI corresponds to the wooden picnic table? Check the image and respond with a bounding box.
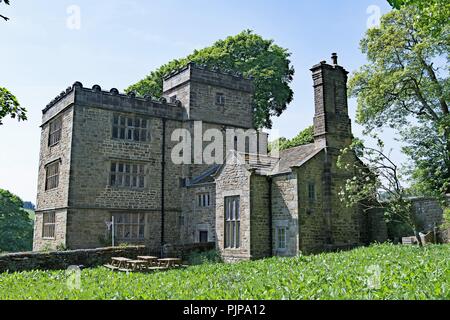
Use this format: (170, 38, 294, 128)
(126, 259, 147, 271)
(111, 257, 131, 269)
(157, 258, 182, 268)
(137, 256, 159, 266)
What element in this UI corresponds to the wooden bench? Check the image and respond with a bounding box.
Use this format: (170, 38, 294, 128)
(157, 258, 182, 268)
(137, 256, 159, 267)
(126, 260, 147, 271)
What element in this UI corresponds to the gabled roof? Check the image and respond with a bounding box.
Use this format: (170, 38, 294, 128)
(271, 143, 324, 174)
(192, 143, 324, 186)
(188, 164, 221, 186)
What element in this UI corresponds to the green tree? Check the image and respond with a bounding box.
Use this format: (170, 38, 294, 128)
(338, 138, 425, 246)
(1, 2, 27, 125)
(127, 30, 295, 129)
(402, 122, 449, 199)
(0, 189, 34, 253)
(0, 87, 27, 125)
(268, 126, 314, 153)
(349, 2, 450, 196)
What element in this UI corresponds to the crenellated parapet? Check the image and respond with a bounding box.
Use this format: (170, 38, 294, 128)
(41, 81, 185, 125)
(163, 61, 254, 82)
(163, 61, 255, 96)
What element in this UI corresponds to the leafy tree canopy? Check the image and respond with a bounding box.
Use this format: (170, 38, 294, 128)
(268, 126, 314, 153)
(0, 87, 27, 125)
(349, 2, 450, 196)
(127, 30, 295, 129)
(0, 188, 34, 253)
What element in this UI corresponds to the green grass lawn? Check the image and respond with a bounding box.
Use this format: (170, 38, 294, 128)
(0, 244, 448, 300)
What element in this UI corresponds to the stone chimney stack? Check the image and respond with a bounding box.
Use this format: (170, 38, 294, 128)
(310, 53, 352, 150)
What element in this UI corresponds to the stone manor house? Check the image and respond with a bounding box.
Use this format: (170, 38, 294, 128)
(33, 54, 386, 261)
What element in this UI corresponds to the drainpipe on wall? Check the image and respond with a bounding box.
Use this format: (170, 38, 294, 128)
(160, 118, 166, 257)
(268, 177, 273, 256)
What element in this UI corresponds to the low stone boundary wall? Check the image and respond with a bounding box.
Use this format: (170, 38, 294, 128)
(163, 242, 216, 259)
(0, 246, 147, 273)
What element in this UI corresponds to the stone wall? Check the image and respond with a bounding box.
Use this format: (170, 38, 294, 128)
(180, 183, 216, 245)
(295, 151, 328, 253)
(215, 154, 252, 262)
(33, 210, 67, 251)
(0, 246, 147, 273)
(0, 243, 216, 273)
(271, 173, 299, 256)
(163, 63, 254, 129)
(410, 197, 445, 231)
(249, 174, 271, 259)
(36, 105, 74, 210)
(295, 150, 367, 254)
(163, 242, 215, 259)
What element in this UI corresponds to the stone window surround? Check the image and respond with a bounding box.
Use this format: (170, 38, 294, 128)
(112, 212, 146, 242)
(195, 224, 211, 243)
(224, 196, 240, 249)
(111, 113, 149, 143)
(42, 211, 56, 239)
(48, 116, 62, 147)
(215, 92, 225, 106)
(197, 192, 211, 208)
(109, 161, 146, 190)
(308, 181, 316, 202)
(45, 159, 61, 191)
(273, 220, 289, 253)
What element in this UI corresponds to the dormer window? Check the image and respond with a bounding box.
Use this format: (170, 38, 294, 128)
(215, 93, 225, 106)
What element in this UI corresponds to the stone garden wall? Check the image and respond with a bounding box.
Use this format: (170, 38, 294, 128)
(0, 243, 216, 273)
(0, 246, 147, 273)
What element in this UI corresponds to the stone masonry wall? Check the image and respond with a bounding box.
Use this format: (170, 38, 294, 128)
(215, 154, 252, 262)
(295, 151, 328, 253)
(271, 173, 299, 256)
(180, 184, 216, 245)
(249, 174, 271, 259)
(163, 64, 254, 129)
(33, 210, 67, 251)
(0, 246, 147, 273)
(36, 106, 74, 210)
(411, 197, 445, 231)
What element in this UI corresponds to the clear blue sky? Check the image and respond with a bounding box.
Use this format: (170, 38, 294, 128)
(0, 0, 400, 202)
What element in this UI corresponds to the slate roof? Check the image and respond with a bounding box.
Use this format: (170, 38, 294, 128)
(189, 143, 323, 187)
(188, 164, 221, 186)
(272, 143, 323, 174)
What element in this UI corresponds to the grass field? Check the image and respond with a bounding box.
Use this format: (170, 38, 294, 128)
(0, 244, 448, 300)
